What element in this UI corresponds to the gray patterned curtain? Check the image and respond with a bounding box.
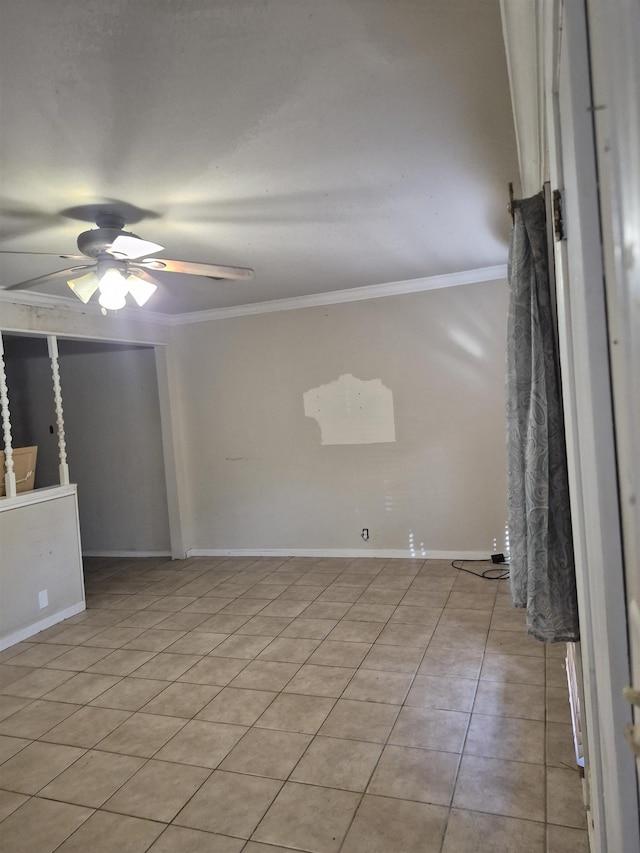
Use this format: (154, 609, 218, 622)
(506, 193, 579, 642)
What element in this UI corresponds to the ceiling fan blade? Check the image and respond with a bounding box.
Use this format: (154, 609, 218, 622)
(134, 258, 254, 280)
(110, 234, 165, 260)
(3, 265, 92, 291)
(0, 250, 86, 259)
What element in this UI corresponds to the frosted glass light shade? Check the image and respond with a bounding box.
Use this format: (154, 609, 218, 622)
(98, 268, 128, 310)
(126, 274, 157, 306)
(67, 272, 99, 303)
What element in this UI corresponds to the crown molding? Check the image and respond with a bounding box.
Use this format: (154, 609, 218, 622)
(169, 265, 508, 325)
(1, 264, 507, 327)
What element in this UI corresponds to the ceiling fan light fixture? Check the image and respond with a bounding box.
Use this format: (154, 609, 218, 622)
(98, 267, 128, 310)
(67, 271, 99, 303)
(126, 274, 157, 307)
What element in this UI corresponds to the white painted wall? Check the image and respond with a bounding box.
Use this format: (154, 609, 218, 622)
(0, 487, 85, 650)
(173, 281, 509, 554)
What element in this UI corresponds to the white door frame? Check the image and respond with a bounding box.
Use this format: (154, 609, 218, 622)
(544, 1, 640, 850)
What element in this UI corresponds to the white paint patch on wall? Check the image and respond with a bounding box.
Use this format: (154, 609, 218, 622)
(303, 373, 396, 446)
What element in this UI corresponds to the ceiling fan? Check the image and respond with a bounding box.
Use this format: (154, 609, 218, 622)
(1, 211, 254, 312)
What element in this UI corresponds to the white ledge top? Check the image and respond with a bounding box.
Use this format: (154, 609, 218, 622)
(0, 483, 77, 512)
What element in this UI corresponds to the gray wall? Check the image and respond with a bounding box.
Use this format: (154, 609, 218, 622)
(172, 280, 510, 553)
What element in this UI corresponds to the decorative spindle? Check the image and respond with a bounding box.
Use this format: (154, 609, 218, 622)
(47, 336, 70, 486)
(0, 333, 16, 497)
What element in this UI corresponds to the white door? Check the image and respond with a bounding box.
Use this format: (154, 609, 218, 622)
(544, 1, 640, 850)
(586, 0, 640, 784)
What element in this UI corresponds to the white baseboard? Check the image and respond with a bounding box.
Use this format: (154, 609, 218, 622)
(82, 550, 172, 558)
(0, 602, 86, 652)
(185, 548, 491, 560)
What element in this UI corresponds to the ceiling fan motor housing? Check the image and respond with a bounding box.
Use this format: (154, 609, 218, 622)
(77, 226, 142, 259)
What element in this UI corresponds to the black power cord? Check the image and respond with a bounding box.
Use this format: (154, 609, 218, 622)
(450, 559, 510, 581)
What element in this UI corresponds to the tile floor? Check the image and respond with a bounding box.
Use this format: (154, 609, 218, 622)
(0, 556, 589, 852)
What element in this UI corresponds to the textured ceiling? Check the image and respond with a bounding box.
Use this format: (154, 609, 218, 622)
(0, 0, 517, 315)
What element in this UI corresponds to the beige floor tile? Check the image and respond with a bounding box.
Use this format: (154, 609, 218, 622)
(342, 669, 412, 704)
(282, 664, 354, 698)
(148, 826, 244, 853)
(38, 749, 145, 806)
(546, 686, 573, 724)
(485, 630, 545, 657)
(546, 721, 578, 768)
(44, 625, 107, 645)
(115, 610, 171, 629)
(0, 796, 92, 853)
(0, 789, 29, 821)
(209, 634, 273, 659)
(103, 758, 210, 822)
(319, 698, 400, 743)
(95, 711, 188, 757)
(279, 617, 338, 639)
(90, 676, 170, 710)
(0, 665, 53, 692)
(258, 637, 321, 664)
(291, 735, 381, 791)
(473, 680, 545, 720)
(220, 727, 312, 779)
(253, 780, 360, 853)
(179, 656, 249, 686)
(197, 687, 276, 725)
(255, 692, 335, 734)
(0, 667, 75, 699)
(0, 740, 85, 794)
(429, 624, 487, 651)
(405, 674, 477, 712)
(345, 603, 396, 622)
(55, 809, 165, 853)
(360, 643, 423, 673)
(154, 612, 211, 631)
(141, 682, 221, 718)
(44, 646, 113, 671)
(0, 734, 30, 763)
(175, 769, 282, 837)
(230, 660, 300, 691)
(195, 615, 251, 634)
(0, 643, 34, 663)
(234, 616, 293, 637)
(388, 605, 441, 627)
(0, 699, 80, 738)
(155, 719, 247, 767)
(418, 646, 483, 679)
(359, 589, 404, 605)
(376, 623, 434, 648)
(258, 600, 311, 618)
(85, 627, 147, 649)
(327, 620, 385, 643)
(4, 644, 74, 668)
(219, 598, 271, 616)
(128, 652, 202, 680)
(163, 632, 228, 655)
(453, 754, 545, 822)
(302, 601, 353, 619)
(308, 640, 371, 668)
(547, 766, 587, 829)
(546, 656, 570, 688)
(0, 695, 31, 724)
(491, 608, 528, 631)
(85, 649, 157, 676)
(442, 809, 545, 852)
(546, 824, 590, 852)
(341, 794, 448, 853)
(465, 713, 545, 764)
(390, 706, 469, 752)
(123, 628, 187, 652)
(446, 592, 496, 611)
(40, 705, 132, 748)
(480, 653, 546, 686)
(42, 672, 121, 704)
(368, 744, 458, 805)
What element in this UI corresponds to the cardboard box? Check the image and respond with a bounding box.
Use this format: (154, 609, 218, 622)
(0, 446, 38, 496)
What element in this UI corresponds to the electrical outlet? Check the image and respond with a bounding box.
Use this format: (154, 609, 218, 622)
(38, 590, 48, 609)
(361, 528, 370, 542)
